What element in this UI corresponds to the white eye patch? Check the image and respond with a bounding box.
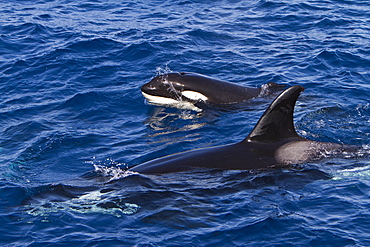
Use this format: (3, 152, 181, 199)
(181, 91, 208, 101)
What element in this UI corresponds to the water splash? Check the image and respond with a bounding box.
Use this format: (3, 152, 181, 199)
(20, 161, 142, 219)
(155, 64, 172, 76)
(93, 164, 138, 182)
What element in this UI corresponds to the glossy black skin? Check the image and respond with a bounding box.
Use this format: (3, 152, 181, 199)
(141, 72, 283, 104)
(130, 141, 287, 174)
(131, 86, 357, 174)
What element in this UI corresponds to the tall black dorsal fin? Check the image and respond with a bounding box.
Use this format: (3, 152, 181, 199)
(245, 85, 304, 143)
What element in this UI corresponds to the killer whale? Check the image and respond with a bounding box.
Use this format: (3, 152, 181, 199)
(141, 72, 285, 109)
(131, 85, 358, 174)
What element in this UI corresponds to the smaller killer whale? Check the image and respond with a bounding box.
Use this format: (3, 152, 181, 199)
(141, 72, 284, 109)
(131, 85, 358, 174)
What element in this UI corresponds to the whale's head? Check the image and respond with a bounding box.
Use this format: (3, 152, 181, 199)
(141, 72, 209, 106)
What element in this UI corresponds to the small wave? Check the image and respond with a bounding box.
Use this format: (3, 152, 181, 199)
(297, 104, 369, 145)
(314, 17, 352, 29)
(1, 22, 50, 38)
(314, 49, 369, 70)
(119, 41, 157, 62)
(67, 38, 124, 53)
(185, 28, 234, 46)
(3, 120, 51, 142)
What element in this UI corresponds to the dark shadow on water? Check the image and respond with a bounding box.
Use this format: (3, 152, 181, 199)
(15, 165, 331, 219)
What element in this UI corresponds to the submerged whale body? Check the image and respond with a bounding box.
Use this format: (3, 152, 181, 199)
(141, 72, 285, 108)
(131, 86, 357, 174)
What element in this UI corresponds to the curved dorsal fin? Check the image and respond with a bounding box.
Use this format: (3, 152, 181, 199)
(245, 85, 304, 143)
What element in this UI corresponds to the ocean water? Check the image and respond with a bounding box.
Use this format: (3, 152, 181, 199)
(1, 0, 370, 246)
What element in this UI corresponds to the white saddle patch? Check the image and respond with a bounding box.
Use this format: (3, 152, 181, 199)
(181, 90, 208, 101)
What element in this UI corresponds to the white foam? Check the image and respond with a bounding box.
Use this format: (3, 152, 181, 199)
(332, 163, 370, 181)
(93, 164, 137, 182)
(22, 189, 140, 218)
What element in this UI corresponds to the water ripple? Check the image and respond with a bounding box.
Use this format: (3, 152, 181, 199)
(0, 0, 370, 246)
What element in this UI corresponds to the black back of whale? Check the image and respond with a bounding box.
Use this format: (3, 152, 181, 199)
(141, 72, 284, 105)
(131, 86, 355, 174)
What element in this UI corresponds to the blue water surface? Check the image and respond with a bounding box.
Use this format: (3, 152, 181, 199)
(1, 0, 370, 246)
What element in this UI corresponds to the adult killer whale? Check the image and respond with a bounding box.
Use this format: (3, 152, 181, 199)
(141, 72, 285, 109)
(131, 85, 358, 174)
